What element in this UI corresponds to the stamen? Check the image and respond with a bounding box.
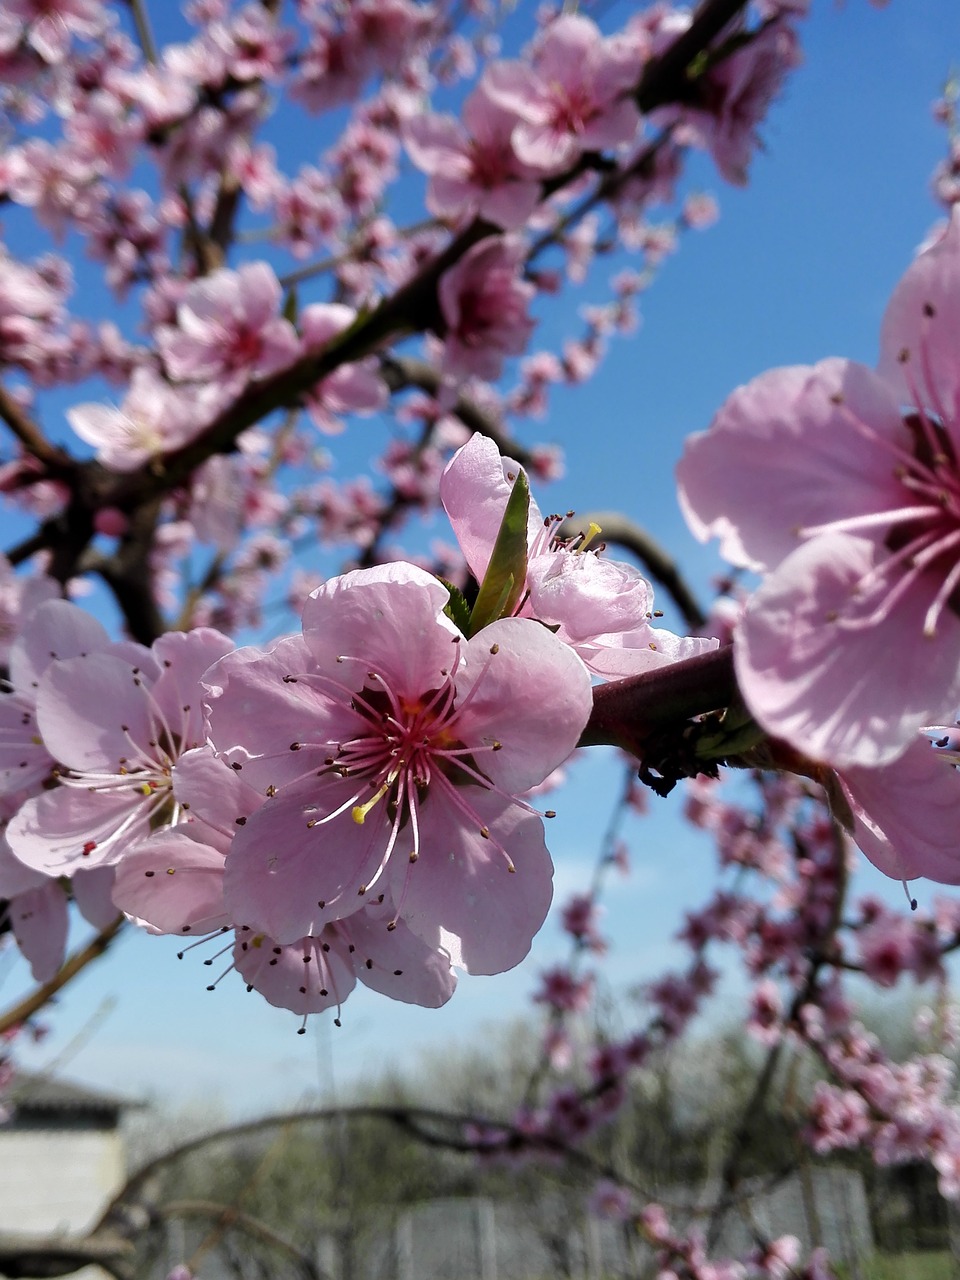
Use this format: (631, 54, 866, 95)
(352, 776, 393, 824)
(923, 547, 960, 636)
(575, 521, 603, 553)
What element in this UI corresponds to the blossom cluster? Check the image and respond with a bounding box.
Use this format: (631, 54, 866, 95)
(2, 4, 956, 1275)
(679, 209, 960, 886)
(0, 435, 706, 1024)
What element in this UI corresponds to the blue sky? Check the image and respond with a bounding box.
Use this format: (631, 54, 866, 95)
(5, 0, 960, 1115)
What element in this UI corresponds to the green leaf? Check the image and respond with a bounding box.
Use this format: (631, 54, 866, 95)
(441, 580, 472, 636)
(467, 469, 529, 636)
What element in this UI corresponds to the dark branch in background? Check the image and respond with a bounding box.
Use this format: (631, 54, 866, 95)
(0, 1098, 654, 1277)
(706, 819, 849, 1249)
(636, 0, 750, 112)
(379, 355, 539, 469)
(559, 509, 708, 631)
(80, 499, 167, 645)
(0, 1229, 134, 1280)
(0, 384, 74, 476)
(5, 526, 55, 567)
(157, 1201, 324, 1280)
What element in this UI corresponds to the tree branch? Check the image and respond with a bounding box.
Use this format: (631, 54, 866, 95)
(0, 917, 124, 1036)
(580, 645, 737, 756)
(0, 384, 73, 475)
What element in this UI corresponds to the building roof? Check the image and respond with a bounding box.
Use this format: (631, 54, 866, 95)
(5, 1072, 138, 1119)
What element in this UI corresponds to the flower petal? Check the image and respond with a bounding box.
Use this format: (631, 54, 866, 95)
(736, 533, 960, 767)
(677, 359, 907, 573)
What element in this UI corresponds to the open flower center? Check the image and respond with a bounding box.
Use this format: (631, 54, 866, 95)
(799, 321, 960, 639)
(280, 642, 525, 915)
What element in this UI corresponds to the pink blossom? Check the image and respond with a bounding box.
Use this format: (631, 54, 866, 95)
(111, 752, 456, 1016)
(202, 563, 592, 972)
(67, 367, 219, 471)
(686, 20, 801, 186)
(806, 1081, 871, 1153)
(6, 0, 106, 65)
(232, 906, 456, 1017)
(404, 77, 542, 230)
(678, 209, 960, 767)
(274, 166, 347, 258)
(209, 4, 294, 83)
(0, 598, 109, 797)
(855, 909, 942, 988)
(747, 977, 783, 1045)
(157, 262, 300, 388)
(0, 793, 116, 983)
(560, 893, 606, 952)
(483, 15, 642, 173)
(438, 236, 536, 381)
(441, 433, 716, 676)
(839, 737, 960, 884)
(8, 628, 234, 877)
(299, 303, 387, 433)
(533, 965, 594, 1012)
(588, 1179, 637, 1221)
(0, 788, 68, 983)
(0, 557, 58, 668)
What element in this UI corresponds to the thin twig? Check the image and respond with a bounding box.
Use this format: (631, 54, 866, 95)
(124, 0, 159, 63)
(0, 917, 125, 1036)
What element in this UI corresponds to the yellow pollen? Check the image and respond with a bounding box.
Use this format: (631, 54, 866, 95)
(577, 521, 603, 553)
(352, 778, 392, 824)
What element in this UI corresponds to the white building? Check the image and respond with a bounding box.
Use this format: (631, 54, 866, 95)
(0, 1073, 135, 1279)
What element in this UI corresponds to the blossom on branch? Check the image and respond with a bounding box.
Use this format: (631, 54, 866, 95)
(438, 236, 536, 381)
(403, 76, 543, 230)
(157, 261, 300, 390)
(483, 14, 642, 173)
(202, 562, 592, 974)
(8, 626, 234, 876)
(441, 432, 716, 675)
(678, 210, 960, 768)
